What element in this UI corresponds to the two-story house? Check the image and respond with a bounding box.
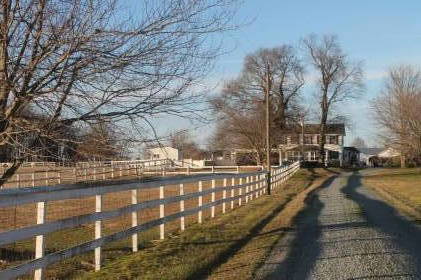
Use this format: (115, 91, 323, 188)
(278, 123, 346, 166)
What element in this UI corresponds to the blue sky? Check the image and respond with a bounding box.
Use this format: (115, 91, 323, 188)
(146, 1, 421, 147)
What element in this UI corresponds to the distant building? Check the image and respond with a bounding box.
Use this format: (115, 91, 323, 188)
(358, 147, 401, 167)
(278, 123, 346, 166)
(378, 147, 400, 158)
(359, 148, 384, 167)
(147, 146, 181, 162)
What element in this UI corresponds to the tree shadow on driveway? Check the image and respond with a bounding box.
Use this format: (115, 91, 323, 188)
(342, 171, 421, 276)
(260, 176, 337, 280)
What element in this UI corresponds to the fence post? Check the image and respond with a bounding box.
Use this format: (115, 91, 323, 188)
(120, 167, 123, 178)
(198, 181, 203, 223)
(272, 170, 275, 189)
(238, 177, 242, 206)
(32, 173, 35, 187)
(230, 178, 235, 209)
(236, 166, 240, 174)
(131, 189, 138, 252)
(103, 167, 106, 180)
(57, 171, 61, 184)
(250, 176, 254, 201)
(179, 183, 185, 231)
(211, 179, 216, 218)
(260, 174, 265, 194)
(266, 172, 271, 195)
(16, 174, 20, 188)
(34, 201, 46, 280)
(245, 176, 249, 204)
(135, 165, 139, 178)
(255, 175, 260, 197)
(187, 166, 190, 175)
(73, 168, 77, 182)
(211, 166, 215, 174)
(94, 194, 102, 271)
(45, 171, 49, 186)
(159, 185, 165, 239)
(222, 178, 227, 214)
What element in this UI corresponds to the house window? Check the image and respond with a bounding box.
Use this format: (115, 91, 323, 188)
(304, 135, 313, 144)
(306, 151, 318, 161)
(153, 154, 160, 159)
(286, 151, 301, 161)
(305, 151, 319, 161)
(328, 135, 338, 145)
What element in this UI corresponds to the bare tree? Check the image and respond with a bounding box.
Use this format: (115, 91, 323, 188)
(168, 130, 203, 160)
(210, 103, 267, 164)
(76, 122, 122, 161)
(210, 45, 305, 164)
(0, 0, 240, 185)
(239, 46, 305, 128)
(372, 65, 421, 167)
(351, 137, 367, 149)
(302, 34, 364, 165)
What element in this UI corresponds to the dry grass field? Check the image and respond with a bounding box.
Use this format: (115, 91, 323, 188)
(363, 168, 421, 220)
(0, 168, 261, 279)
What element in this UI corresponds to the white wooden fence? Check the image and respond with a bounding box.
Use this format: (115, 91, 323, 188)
(0, 161, 300, 279)
(0, 159, 172, 189)
(0, 163, 265, 189)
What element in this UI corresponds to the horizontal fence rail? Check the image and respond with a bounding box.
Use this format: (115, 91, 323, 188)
(0, 161, 300, 279)
(0, 160, 266, 189)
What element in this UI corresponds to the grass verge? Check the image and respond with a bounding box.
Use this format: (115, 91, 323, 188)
(80, 168, 336, 280)
(363, 168, 421, 222)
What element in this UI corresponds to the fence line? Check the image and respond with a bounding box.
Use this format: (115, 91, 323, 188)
(0, 161, 300, 279)
(0, 162, 265, 189)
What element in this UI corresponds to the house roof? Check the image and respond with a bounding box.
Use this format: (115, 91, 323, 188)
(282, 123, 346, 135)
(344, 146, 360, 152)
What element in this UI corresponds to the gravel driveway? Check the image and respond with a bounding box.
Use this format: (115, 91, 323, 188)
(256, 171, 421, 280)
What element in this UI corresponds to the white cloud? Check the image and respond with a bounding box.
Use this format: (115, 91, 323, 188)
(365, 69, 387, 81)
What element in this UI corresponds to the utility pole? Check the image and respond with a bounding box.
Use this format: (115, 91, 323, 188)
(300, 116, 305, 162)
(265, 66, 271, 194)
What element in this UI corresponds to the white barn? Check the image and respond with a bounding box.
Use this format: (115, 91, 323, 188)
(148, 146, 181, 162)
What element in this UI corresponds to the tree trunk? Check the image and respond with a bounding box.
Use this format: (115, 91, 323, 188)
(319, 96, 328, 166)
(0, 1, 9, 124)
(255, 151, 261, 166)
(400, 154, 406, 168)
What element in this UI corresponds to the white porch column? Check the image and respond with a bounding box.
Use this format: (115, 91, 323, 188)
(339, 148, 343, 167)
(278, 148, 282, 166)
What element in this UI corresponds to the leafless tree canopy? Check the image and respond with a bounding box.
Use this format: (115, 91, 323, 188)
(211, 46, 305, 163)
(372, 65, 421, 166)
(351, 137, 367, 149)
(302, 34, 364, 163)
(0, 0, 240, 181)
(168, 130, 204, 160)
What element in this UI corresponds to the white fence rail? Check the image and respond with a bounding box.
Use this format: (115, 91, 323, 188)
(0, 162, 265, 189)
(0, 161, 300, 279)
